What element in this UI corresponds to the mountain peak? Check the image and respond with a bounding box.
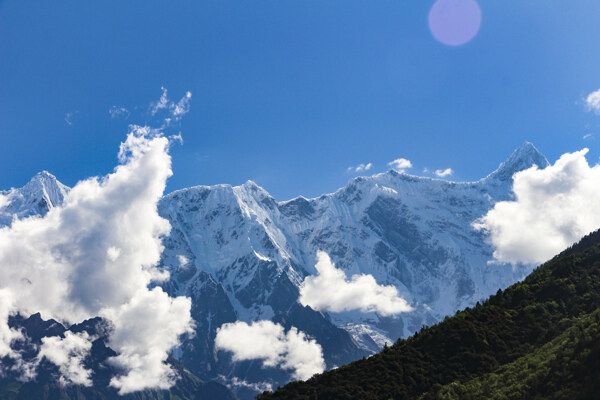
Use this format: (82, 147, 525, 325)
(485, 142, 549, 183)
(0, 172, 69, 226)
(21, 171, 68, 210)
(28, 170, 59, 185)
(23, 170, 67, 193)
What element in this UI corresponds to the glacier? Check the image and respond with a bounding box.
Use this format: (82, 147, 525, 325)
(0, 142, 550, 398)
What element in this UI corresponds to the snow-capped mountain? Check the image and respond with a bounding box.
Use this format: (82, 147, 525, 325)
(0, 143, 549, 397)
(0, 171, 68, 226)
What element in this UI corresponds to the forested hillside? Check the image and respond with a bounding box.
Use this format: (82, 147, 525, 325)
(421, 308, 600, 399)
(258, 230, 600, 399)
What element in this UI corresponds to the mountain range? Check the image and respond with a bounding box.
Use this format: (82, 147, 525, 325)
(257, 228, 600, 399)
(0, 142, 550, 398)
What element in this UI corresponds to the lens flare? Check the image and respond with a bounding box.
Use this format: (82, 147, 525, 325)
(428, 0, 482, 46)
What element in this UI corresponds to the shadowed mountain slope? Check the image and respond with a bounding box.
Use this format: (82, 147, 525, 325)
(257, 229, 600, 399)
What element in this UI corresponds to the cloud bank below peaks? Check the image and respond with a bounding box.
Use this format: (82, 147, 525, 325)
(215, 320, 324, 381)
(475, 149, 600, 265)
(0, 125, 192, 394)
(299, 251, 413, 316)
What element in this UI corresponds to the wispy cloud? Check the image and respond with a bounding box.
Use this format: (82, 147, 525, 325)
(64, 111, 78, 126)
(299, 251, 413, 316)
(388, 158, 412, 172)
(474, 149, 600, 265)
(434, 168, 453, 177)
(347, 163, 373, 173)
(215, 320, 324, 381)
(150, 87, 192, 125)
(109, 106, 130, 119)
(217, 376, 273, 393)
(583, 133, 593, 140)
(585, 89, 600, 114)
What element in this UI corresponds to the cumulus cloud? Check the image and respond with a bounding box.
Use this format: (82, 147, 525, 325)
(0, 289, 22, 359)
(103, 288, 193, 393)
(434, 168, 453, 177)
(150, 87, 192, 124)
(38, 331, 93, 386)
(299, 251, 413, 316)
(215, 320, 324, 381)
(110, 106, 130, 119)
(348, 163, 373, 173)
(388, 158, 412, 172)
(0, 125, 192, 393)
(474, 149, 600, 265)
(0, 193, 9, 209)
(585, 89, 600, 114)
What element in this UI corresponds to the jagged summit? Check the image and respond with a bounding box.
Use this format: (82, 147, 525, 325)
(22, 170, 68, 205)
(1, 144, 552, 399)
(32, 170, 57, 180)
(23, 170, 65, 192)
(0, 170, 69, 226)
(485, 142, 549, 183)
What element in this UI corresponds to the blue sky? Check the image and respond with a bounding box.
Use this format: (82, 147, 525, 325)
(1, 0, 600, 200)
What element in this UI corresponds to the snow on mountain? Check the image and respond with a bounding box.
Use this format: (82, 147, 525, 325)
(0, 143, 550, 398)
(0, 171, 69, 226)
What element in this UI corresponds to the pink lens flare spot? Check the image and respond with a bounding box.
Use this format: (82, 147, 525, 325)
(428, 0, 482, 46)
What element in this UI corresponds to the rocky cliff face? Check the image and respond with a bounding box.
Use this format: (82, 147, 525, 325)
(0, 143, 550, 398)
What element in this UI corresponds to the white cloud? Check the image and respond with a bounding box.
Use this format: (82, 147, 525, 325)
(585, 89, 600, 114)
(172, 92, 192, 120)
(110, 106, 130, 119)
(388, 158, 412, 172)
(434, 168, 453, 177)
(215, 320, 324, 381)
(349, 163, 373, 173)
(150, 87, 192, 124)
(177, 255, 189, 266)
(299, 251, 413, 316)
(474, 149, 600, 265)
(38, 331, 93, 386)
(0, 289, 22, 359)
(218, 375, 273, 393)
(0, 126, 192, 393)
(65, 111, 78, 126)
(0, 193, 9, 209)
(583, 133, 593, 140)
(103, 288, 193, 393)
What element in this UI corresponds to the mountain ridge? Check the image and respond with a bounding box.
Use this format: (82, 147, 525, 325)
(257, 228, 600, 399)
(0, 142, 550, 398)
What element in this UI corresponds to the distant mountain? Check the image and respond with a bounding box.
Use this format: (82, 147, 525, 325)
(0, 143, 551, 398)
(257, 229, 600, 399)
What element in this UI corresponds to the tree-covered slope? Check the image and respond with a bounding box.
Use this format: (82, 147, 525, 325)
(420, 308, 600, 400)
(257, 230, 600, 400)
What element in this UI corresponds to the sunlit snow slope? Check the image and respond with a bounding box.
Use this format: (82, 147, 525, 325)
(0, 142, 549, 396)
